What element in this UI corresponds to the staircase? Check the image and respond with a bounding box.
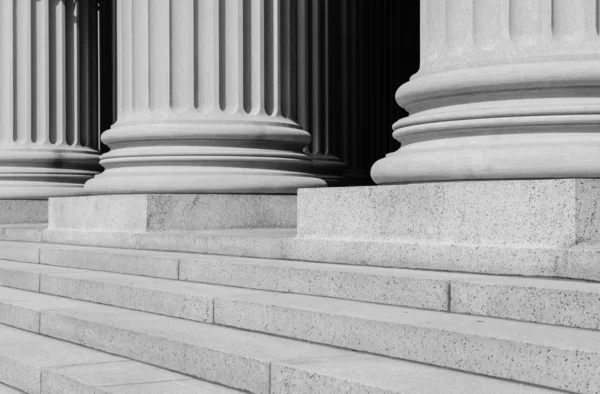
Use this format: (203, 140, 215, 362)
(0, 223, 598, 393)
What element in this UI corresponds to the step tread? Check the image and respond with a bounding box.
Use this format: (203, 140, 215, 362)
(0, 324, 238, 394)
(0, 288, 557, 394)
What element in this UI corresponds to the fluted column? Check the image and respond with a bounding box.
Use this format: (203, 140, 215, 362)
(0, 0, 100, 199)
(293, 0, 345, 185)
(85, 0, 325, 195)
(372, 0, 600, 184)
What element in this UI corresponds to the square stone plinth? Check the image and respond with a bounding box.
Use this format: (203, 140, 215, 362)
(298, 179, 600, 247)
(48, 194, 296, 232)
(0, 200, 47, 224)
(291, 180, 600, 279)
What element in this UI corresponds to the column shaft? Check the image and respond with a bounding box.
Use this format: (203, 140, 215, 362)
(0, 0, 99, 199)
(295, 0, 345, 185)
(372, 0, 600, 184)
(85, 0, 325, 194)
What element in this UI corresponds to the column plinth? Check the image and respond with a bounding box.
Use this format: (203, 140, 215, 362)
(372, 0, 600, 184)
(0, 0, 100, 199)
(85, 0, 325, 195)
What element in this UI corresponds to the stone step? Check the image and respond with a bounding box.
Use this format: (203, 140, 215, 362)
(0, 383, 24, 393)
(0, 287, 565, 393)
(2, 245, 600, 330)
(0, 260, 262, 323)
(0, 324, 237, 394)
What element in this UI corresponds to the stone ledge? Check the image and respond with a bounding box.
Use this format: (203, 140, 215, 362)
(0, 200, 47, 225)
(298, 179, 600, 247)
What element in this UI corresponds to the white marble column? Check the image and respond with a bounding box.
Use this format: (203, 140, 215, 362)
(372, 0, 600, 183)
(0, 0, 100, 199)
(85, 0, 326, 195)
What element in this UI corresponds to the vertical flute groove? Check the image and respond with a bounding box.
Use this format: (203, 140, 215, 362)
(170, 0, 194, 111)
(15, 0, 33, 143)
(266, 0, 278, 116)
(132, 0, 149, 112)
(0, 0, 14, 143)
(36, 0, 50, 144)
(148, 0, 170, 112)
(197, 0, 219, 113)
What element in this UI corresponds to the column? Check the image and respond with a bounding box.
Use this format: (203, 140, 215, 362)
(0, 0, 100, 199)
(85, 0, 326, 195)
(372, 0, 600, 184)
(294, 0, 345, 185)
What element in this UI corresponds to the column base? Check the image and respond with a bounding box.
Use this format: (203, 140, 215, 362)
(372, 61, 600, 184)
(311, 154, 346, 186)
(0, 147, 100, 199)
(87, 120, 327, 194)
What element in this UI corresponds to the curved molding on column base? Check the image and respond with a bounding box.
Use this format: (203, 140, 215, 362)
(85, 168, 325, 195)
(88, 120, 326, 194)
(310, 154, 346, 186)
(0, 147, 100, 199)
(372, 61, 600, 185)
(372, 131, 600, 184)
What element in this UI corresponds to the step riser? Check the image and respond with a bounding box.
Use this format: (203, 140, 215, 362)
(1, 253, 600, 331)
(451, 281, 600, 330)
(40, 275, 214, 323)
(41, 248, 179, 279)
(180, 259, 450, 311)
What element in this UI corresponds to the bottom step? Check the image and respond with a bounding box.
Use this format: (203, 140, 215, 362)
(0, 324, 238, 394)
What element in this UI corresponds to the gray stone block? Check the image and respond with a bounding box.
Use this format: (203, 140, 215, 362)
(214, 292, 600, 393)
(49, 194, 296, 232)
(297, 180, 600, 247)
(272, 355, 555, 394)
(0, 201, 47, 225)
